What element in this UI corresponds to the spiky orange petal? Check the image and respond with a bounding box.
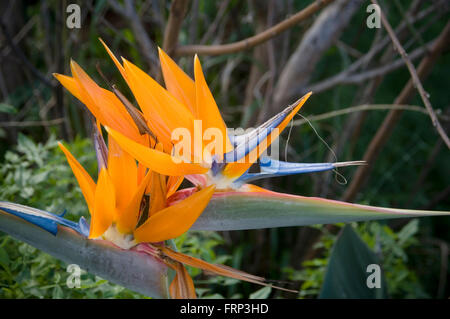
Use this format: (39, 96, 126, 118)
(158, 47, 196, 114)
(98, 38, 127, 81)
(167, 176, 184, 198)
(116, 169, 152, 234)
(194, 55, 233, 155)
(161, 247, 265, 285)
(108, 137, 138, 210)
(149, 143, 168, 217)
(121, 58, 195, 151)
(106, 126, 209, 176)
(68, 60, 146, 145)
(90, 168, 115, 238)
(52, 74, 84, 104)
(58, 142, 96, 215)
(168, 262, 197, 299)
(133, 185, 215, 243)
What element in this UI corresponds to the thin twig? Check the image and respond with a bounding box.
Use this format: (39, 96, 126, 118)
(199, 0, 230, 45)
(0, 15, 37, 57)
(0, 118, 65, 128)
(174, 0, 335, 56)
(302, 1, 444, 95)
(0, 20, 54, 88)
(372, 0, 450, 148)
(423, 238, 449, 298)
(109, 0, 159, 73)
(308, 40, 430, 93)
(292, 104, 450, 126)
(162, 0, 190, 57)
(343, 21, 450, 201)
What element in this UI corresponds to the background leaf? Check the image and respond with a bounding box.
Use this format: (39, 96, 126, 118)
(319, 225, 388, 299)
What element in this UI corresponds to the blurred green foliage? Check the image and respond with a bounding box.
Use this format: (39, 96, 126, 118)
(285, 221, 432, 299)
(0, 135, 144, 298)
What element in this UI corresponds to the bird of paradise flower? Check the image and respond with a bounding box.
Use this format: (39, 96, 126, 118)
(1, 39, 449, 298)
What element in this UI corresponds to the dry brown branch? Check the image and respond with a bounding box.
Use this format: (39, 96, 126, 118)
(307, 40, 430, 93)
(300, 0, 445, 95)
(343, 20, 450, 202)
(0, 118, 65, 128)
(199, 0, 230, 45)
(272, 0, 363, 112)
(0, 20, 54, 88)
(162, 0, 190, 57)
(0, 15, 36, 57)
(292, 104, 450, 126)
(109, 0, 159, 74)
(174, 0, 336, 56)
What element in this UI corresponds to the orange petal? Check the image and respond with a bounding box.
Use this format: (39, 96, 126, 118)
(58, 142, 96, 215)
(121, 58, 195, 151)
(162, 247, 298, 294)
(158, 47, 196, 114)
(133, 185, 215, 243)
(69, 60, 146, 145)
(54, 72, 107, 128)
(241, 184, 274, 193)
(168, 262, 197, 299)
(194, 55, 233, 154)
(149, 143, 168, 217)
(90, 168, 115, 238)
(161, 247, 265, 285)
(167, 176, 184, 198)
(106, 126, 209, 176)
(223, 92, 312, 180)
(137, 161, 148, 186)
(108, 137, 138, 210)
(53, 74, 84, 104)
(98, 38, 127, 81)
(116, 169, 152, 234)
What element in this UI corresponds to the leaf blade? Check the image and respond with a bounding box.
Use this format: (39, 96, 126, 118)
(192, 190, 450, 231)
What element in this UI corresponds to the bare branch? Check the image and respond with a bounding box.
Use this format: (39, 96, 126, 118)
(292, 104, 450, 126)
(343, 21, 450, 201)
(109, 0, 159, 73)
(373, 0, 450, 148)
(308, 40, 430, 93)
(273, 0, 363, 111)
(0, 118, 65, 128)
(174, 0, 336, 56)
(0, 20, 54, 88)
(295, 0, 445, 95)
(162, 0, 190, 57)
(199, 0, 231, 45)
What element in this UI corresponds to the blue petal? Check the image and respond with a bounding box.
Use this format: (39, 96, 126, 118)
(210, 155, 225, 176)
(260, 157, 334, 174)
(58, 209, 67, 217)
(224, 105, 296, 163)
(0, 202, 89, 237)
(234, 157, 335, 184)
(0, 206, 58, 235)
(234, 157, 365, 184)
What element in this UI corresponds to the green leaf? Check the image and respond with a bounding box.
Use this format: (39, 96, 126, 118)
(0, 246, 10, 268)
(249, 286, 272, 299)
(319, 225, 388, 299)
(0, 103, 17, 114)
(0, 207, 169, 298)
(397, 219, 418, 245)
(193, 192, 450, 231)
